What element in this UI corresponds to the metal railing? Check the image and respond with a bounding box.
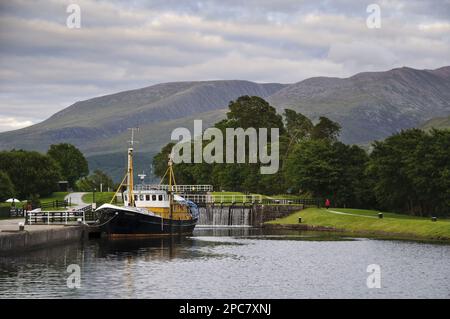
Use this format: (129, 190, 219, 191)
(25, 210, 85, 225)
(180, 194, 263, 204)
(261, 198, 321, 206)
(177, 195, 320, 206)
(40, 200, 69, 210)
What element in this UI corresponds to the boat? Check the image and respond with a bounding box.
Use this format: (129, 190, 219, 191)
(95, 128, 200, 237)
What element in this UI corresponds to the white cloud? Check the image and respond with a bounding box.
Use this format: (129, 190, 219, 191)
(0, 117, 34, 132)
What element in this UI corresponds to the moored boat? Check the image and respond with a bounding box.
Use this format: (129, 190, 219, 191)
(95, 129, 199, 237)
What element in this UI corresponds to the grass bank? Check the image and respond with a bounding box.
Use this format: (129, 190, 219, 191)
(267, 208, 450, 241)
(82, 192, 116, 204)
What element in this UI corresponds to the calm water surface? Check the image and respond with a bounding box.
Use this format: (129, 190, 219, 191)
(0, 228, 449, 299)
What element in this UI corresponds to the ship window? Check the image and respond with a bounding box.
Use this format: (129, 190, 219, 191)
(139, 195, 144, 201)
(146, 195, 150, 201)
(134, 195, 138, 201)
(158, 195, 163, 201)
(152, 195, 156, 201)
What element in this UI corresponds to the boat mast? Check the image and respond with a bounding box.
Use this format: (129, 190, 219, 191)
(127, 128, 139, 207)
(168, 153, 174, 222)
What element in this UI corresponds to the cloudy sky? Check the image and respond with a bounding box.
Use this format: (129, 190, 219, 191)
(0, 0, 449, 132)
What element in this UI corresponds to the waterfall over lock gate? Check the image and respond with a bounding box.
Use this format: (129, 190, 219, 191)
(197, 206, 253, 227)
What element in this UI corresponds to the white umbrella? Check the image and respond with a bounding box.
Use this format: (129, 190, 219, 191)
(5, 198, 20, 203)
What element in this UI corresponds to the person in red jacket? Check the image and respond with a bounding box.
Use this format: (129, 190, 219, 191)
(325, 198, 330, 209)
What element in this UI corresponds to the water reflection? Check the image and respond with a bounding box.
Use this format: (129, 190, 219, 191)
(0, 228, 449, 299)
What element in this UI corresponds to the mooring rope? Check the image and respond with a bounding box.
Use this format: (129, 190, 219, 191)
(84, 212, 119, 227)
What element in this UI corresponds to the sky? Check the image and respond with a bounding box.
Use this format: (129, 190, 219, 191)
(0, 0, 449, 132)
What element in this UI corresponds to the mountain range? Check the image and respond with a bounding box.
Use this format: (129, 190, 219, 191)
(1, 66, 449, 181)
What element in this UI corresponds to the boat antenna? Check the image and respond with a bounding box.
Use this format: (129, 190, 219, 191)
(108, 128, 139, 206)
(128, 127, 139, 147)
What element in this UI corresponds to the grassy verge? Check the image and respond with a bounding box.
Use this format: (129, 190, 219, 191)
(267, 207, 450, 241)
(1, 192, 69, 209)
(82, 192, 116, 204)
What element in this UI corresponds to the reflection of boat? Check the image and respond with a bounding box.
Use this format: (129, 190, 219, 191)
(95, 129, 199, 237)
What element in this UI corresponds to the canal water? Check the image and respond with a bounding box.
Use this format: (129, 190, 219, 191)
(0, 228, 449, 299)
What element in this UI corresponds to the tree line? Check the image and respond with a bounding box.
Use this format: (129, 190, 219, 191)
(0, 143, 114, 203)
(154, 96, 450, 216)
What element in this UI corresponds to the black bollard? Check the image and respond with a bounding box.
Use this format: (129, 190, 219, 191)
(298, 217, 302, 223)
(431, 217, 437, 222)
(378, 213, 383, 219)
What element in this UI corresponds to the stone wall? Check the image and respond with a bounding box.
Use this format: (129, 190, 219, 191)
(0, 226, 85, 254)
(252, 204, 304, 226)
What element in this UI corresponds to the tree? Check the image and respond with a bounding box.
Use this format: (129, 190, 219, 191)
(47, 143, 89, 187)
(0, 150, 61, 198)
(283, 139, 370, 207)
(284, 109, 313, 142)
(75, 170, 115, 192)
(311, 116, 341, 142)
(0, 170, 14, 202)
(216, 95, 285, 132)
(284, 139, 336, 198)
(368, 128, 450, 216)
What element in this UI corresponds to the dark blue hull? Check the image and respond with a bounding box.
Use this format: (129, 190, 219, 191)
(98, 210, 197, 237)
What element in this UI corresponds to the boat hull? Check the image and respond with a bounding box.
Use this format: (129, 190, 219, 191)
(97, 209, 198, 237)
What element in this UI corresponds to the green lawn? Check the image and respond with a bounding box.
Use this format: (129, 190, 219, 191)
(268, 207, 450, 241)
(211, 192, 245, 196)
(1, 192, 69, 208)
(82, 192, 117, 204)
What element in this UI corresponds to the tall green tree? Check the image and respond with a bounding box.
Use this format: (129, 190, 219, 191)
(284, 109, 314, 142)
(216, 95, 285, 132)
(0, 170, 14, 202)
(47, 143, 89, 187)
(283, 140, 370, 207)
(311, 116, 341, 142)
(75, 170, 115, 192)
(368, 128, 450, 216)
(0, 150, 60, 198)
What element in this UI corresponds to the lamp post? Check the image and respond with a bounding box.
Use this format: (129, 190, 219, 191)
(93, 187, 97, 207)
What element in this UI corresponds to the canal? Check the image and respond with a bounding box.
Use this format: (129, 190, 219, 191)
(0, 228, 449, 298)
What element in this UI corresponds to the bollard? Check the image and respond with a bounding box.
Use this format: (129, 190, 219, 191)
(378, 213, 383, 219)
(18, 222, 25, 231)
(431, 217, 437, 222)
(298, 217, 302, 223)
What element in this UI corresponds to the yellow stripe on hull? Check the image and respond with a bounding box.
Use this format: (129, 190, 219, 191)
(143, 206, 192, 220)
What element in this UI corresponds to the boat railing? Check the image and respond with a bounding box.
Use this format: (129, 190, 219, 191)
(134, 184, 214, 192)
